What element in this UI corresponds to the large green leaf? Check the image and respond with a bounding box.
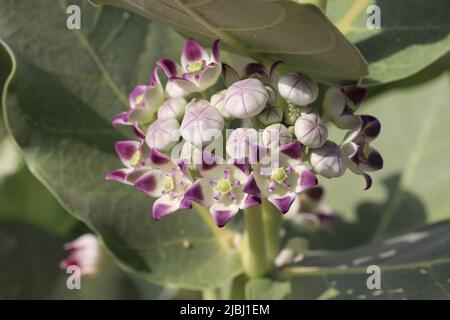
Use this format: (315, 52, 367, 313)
(279, 221, 450, 299)
(92, 0, 368, 83)
(284, 73, 450, 250)
(327, 0, 450, 85)
(0, 0, 241, 289)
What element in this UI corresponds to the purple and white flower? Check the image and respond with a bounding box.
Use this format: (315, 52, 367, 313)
(112, 67, 165, 126)
(185, 154, 260, 227)
(134, 149, 193, 220)
(158, 39, 221, 98)
(341, 115, 383, 189)
(105, 140, 150, 185)
(246, 141, 318, 214)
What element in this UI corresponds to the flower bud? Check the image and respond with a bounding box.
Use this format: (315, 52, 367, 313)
(226, 128, 259, 161)
(262, 123, 292, 148)
(224, 78, 269, 118)
(294, 113, 328, 148)
(60, 234, 104, 276)
(145, 117, 180, 151)
(258, 107, 283, 125)
(180, 141, 202, 166)
(278, 73, 318, 106)
(210, 89, 231, 118)
(309, 141, 347, 178)
(180, 99, 224, 146)
(323, 87, 359, 129)
(157, 98, 186, 121)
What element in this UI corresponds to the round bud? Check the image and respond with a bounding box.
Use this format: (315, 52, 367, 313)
(258, 107, 283, 126)
(157, 98, 186, 121)
(224, 78, 269, 118)
(323, 87, 359, 129)
(145, 117, 180, 151)
(180, 99, 224, 146)
(294, 113, 328, 148)
(226, 128, 259, 161)
(210, 89, 231, 118)
(262, 123, 292, 148)
(278, 73, 318, 106)
(309, 141, 347, 178)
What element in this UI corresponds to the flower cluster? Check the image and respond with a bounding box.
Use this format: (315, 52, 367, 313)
(106, 39, 383, 227)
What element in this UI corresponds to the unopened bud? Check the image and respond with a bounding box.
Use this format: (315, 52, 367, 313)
(294, 113, 328, 148)
(309, 141, 347, 178)
(278, 73, 318, 106)
(145, 117, 180, 151)
(258, 107, 283, 125)
(210, 89, 231, 118)
(224, 78, 269, 118)
(180, 99, 224, 146)
(262, 123, 292, 148)
(157, 98, 186, 121)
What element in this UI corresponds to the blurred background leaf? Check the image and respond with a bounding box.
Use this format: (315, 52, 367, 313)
(327, 0, 450, 85)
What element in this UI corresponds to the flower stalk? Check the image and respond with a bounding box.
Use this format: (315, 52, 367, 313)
(241, 205, 269, 278)
(262, 198, 282, 264)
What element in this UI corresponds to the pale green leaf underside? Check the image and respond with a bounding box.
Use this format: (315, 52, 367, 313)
(0, 0, 241, 289)
(280, 222, 450, 300)
(328, 0, 450, 85)
(93, 0, 368, 83)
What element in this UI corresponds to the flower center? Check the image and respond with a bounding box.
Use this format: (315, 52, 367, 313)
(271, 167, 288, 184)
(186, 60, 204, 73)
(130, 151, 141, 167)
(162, 176, 175, 191)
(216, 178, 232, 194)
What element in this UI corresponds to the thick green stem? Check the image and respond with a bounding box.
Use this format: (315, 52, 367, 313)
(241, 206, 269, 278)
(262, 199, 282, 265)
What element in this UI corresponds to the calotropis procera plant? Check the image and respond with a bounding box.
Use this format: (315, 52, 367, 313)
(106, 39, 383, 278)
